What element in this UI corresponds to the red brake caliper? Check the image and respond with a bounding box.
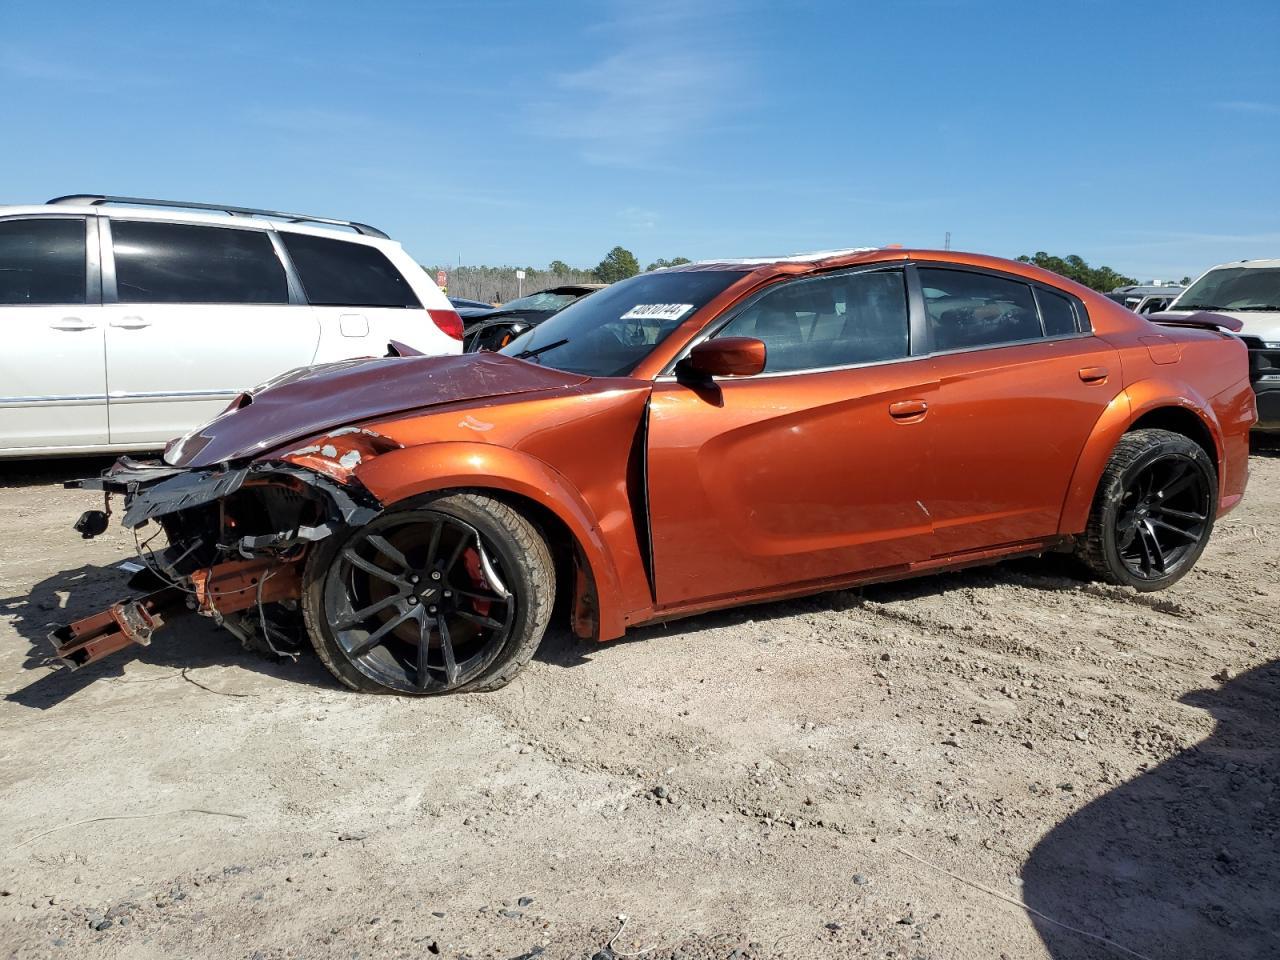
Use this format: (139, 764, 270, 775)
(461, 548, 492, 617)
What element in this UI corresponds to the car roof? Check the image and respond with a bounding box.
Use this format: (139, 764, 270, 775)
(662, 247, 1101, 296)
(543, 283, 608, 295)
(669, 247, 880, 271)
(1112, 285, 1184, 296)
(1201, 259, 1280, 271)
(0, 199, 401, 249)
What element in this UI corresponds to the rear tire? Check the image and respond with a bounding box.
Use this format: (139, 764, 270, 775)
(1075, 428, 1217, 591)
(302, 492, 555, 695)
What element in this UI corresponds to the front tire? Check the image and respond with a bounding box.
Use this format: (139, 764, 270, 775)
(1076, 428, 1217, 591)
(302, 493, 555, 695)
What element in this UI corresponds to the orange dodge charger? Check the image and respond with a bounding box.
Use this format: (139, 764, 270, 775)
(57, 248, 1255, 695)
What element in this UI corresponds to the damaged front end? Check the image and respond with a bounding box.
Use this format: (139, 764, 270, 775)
(51, 445, 383, 669)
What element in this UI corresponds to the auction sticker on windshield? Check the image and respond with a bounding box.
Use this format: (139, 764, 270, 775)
(620, 303, 695, 322)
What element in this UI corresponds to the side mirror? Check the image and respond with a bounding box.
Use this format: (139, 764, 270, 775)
(681, 337, 767, 378)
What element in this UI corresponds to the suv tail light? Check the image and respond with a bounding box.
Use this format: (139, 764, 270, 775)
(428, 309, 464, 341)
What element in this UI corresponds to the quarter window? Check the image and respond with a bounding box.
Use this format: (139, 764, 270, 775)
(715, 269, 910, 373)
(1036, 287, 1079, 335)
(0, 218, 86, 305)
(112, 221, 288, 304)
(919, 268, 1042, 351)
(280, 233, 420, 308)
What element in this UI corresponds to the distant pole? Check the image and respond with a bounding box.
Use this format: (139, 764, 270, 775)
(945, 231, 951, 251)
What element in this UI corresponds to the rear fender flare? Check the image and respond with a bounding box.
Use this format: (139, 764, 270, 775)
(1058, 380, 1223, 535)
(352, 442, 626, 639)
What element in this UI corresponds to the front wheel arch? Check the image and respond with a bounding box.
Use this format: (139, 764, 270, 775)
(395, 486, 603, 644)
(352, 443, 627, 639)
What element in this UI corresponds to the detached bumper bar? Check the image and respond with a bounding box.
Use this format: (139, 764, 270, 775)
(48, 587, 189, 668)
(48, 558, 304, 670)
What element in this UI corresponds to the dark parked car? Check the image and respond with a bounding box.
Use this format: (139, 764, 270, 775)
(449, 296, 493, 314)
(463, 283, 607, 352)
(1105, 284, 1185, 315)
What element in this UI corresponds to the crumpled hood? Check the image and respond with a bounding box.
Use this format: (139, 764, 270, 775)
(165, 352, 589, 468)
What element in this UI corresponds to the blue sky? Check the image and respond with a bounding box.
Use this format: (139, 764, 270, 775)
(2, 0, 1277, 280)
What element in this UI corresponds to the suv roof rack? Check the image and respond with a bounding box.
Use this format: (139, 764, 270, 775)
(46, 194, 390, 239)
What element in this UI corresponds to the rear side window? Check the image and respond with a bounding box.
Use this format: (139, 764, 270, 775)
(1036, 287, 1079, 335)
(280, 233, 420, 308)
(112, 221, 288, 304)
(919, 268, 1042, 351)
(0, 218, 86, 305)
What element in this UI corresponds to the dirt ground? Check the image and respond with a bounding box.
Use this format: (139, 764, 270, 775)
(1, 445, 1277, 960)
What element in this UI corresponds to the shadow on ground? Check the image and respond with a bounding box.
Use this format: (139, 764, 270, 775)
(1250, 433, 1280, 459)
(1022, 658, 1280, 959)
(1, 561, 337, 710)
(0, 454, 119, 487)
(4, 545, 1086, 710)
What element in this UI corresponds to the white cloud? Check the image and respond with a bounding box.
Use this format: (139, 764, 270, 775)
(1215, 100, 1280, 115)
(618, 206, 659, 230)
(530, 1, 745, 167)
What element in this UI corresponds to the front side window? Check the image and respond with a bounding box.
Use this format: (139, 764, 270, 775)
(112, 221, 288, 304)
(920, 268, 1042, 351)
(0, 218, 86, 305)
(715, 269, 910, 373)
(280, 232, 420, 308)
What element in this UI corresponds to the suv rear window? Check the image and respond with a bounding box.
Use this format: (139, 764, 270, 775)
(112, 221, 288, 304)
(0, 218, 86, 305)
(280, 233, 420, 308)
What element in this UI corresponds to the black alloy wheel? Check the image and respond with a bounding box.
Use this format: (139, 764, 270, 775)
(322, 510, 516, 693)
(1114, 454, 1212, 581)
(1077, 428, 1218, 591)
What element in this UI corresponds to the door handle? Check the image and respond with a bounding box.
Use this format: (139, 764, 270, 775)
(889, 399, 929, 421)
(49, 317, 96, 331)
(1078, 366, 1109, 384)
(109, 316, 151, 329)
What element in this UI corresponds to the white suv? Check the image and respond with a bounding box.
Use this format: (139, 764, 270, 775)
(0, 195, 463, 457)
(1162, 258, 1280, 432)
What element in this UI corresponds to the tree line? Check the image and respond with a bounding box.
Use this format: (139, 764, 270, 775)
(429, 245, 1161, 305)
(424, 245, 686, 304)
(1016, 252, 1173, 291)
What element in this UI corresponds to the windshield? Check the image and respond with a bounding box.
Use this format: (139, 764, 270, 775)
(498, 270, 743, 376)
(500, 290, 581, 312)
(1175, 267, 1280, 312)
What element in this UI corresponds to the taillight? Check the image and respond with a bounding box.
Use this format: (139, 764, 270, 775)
(428, 309, 464, 341)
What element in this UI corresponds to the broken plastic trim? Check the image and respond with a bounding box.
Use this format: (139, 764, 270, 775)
(50, 462, 384, 670)
(279, 427, 402, 484)
(71, 461, 377, 533)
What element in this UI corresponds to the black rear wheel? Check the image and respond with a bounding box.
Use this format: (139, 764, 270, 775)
(1076, 428, 1217, 591)
(302, 493, 554, 694)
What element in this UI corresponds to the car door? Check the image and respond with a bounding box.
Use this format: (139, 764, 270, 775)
(915, 265, 1123, 556)
(0, 215, 107, 451)
(647, 266, 938, 608)
(101, 218, 320, 446)
(276, 230, 436, 361)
